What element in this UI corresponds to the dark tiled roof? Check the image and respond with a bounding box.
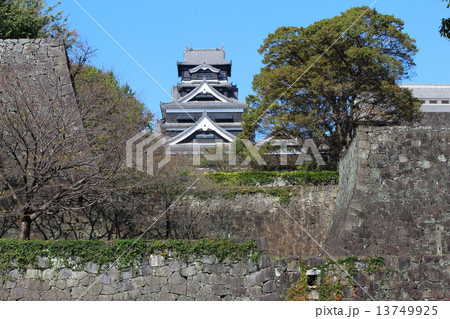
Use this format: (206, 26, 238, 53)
(182, 48, 228, 65)
(160, 101, 246, 110)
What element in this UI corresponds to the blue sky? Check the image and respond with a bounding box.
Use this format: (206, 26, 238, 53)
(52, 0, 450, 120)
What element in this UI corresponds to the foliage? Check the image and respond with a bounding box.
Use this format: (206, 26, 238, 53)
(287, 256, 388, 301)
(221, 187, 295, 204)
(440, 0, 450, 39)
(206, 170, 338, 186)
(73, 65, 153, 140)
(296, 161, 337, 172)
(0, 238, 260, 274)
(0, 0, 75, 44)
(247, 6, 421, 160)
(286, 271, 309, 300)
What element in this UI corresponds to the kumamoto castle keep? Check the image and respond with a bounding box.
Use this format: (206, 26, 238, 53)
(0, 39, 449, 301)
(156, 48, 245, 150)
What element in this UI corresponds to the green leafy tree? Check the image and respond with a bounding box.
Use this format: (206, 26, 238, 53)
(440, 0, 450, 39)
(246, 6, 421, 160)
(0, 0, 74, 42)
(74, 65, 154, 151)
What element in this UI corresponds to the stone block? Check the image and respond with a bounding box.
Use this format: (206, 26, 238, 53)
(42, 269, 55, 280)
(66, 279, 79, 288)
(11, 287, 26, 300)
(196, 285, 213, 300)
(231, 287, 247, 296)
(201, 256, 216, 264)
(55, 280, 66, 290)
(263, 280, 277, 293)
(181, 266, 197, 277)
(260, 292, 281, 301)
(169, 283, 187, 295)
(212, 284, 228, 296)
(169, 260, 182, 272)
(149, 254, 165, 267)
(132, 276, 146, 288)
(168, 272, 186, 285)
(231, 276, 244, 287)
(107, 268, 121, 281)
(113, 292, 129, 301)
(80, 275, 92, 286)
(246, 268, 272, 286)
(157, 293, 176, 301)
(145, 275, 167, 286)
(155, 266, 172, 277)
(59, 268, 72, 279)
(119, 280, 133, 292)
(98, 295, 113, 301)
(128, 289, 142, 300)
(98, 274, 111, 285)
(102, 285, 117, 295)
(187, 281, 201, 294)
(259, 255, 271, 269)
(204, 264, 219, 274)
(122, 269, 133, 280)
(25, 269, 42, 279)
(8, 269, 20, 279)
(87, 283, 103, 296)
(85, 263, 98, 274)
(56, 289, 70, 300)
(248, 286, 262, 299)
(230, 263, 247, 276)
(22, 278, 39, 290)
(178, 295, 193, 301)
(71, 271, 87, 280)
(193, 273, 209, 283)
(40, 289, 58, 301)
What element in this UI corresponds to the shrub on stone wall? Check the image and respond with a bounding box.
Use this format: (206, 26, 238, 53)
(0, 238, 260, 275)
(206, 171, 338, 186)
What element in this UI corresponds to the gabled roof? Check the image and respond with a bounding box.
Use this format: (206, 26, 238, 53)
(177, 81, 233, 103)
(189, 64, 220, 74)
(167, 113, 237, 146)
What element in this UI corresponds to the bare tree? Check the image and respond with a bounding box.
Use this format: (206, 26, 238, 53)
(0, 66, 126, 239)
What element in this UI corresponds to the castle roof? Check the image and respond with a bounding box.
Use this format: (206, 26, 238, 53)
(400, 84, 450, 99)
(167, 112, 237, 146)
(181, 48, 229, 65)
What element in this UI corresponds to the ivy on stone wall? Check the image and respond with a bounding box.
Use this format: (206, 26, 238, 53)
(206, 171, 339, 186)
(0, 238, 260, 274)
(221, 187, 295, 204)
(287, 256, 390, 301)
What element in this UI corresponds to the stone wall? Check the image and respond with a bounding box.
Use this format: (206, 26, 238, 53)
(420, 112, 450, 128)
(171, 186, 338, 257)
(274, 255, 449, 301)
(0, 38, 76, 102)
(1, 253, 447, 301)
(0, 254, 280, 301)
(324, 126, 449, 256)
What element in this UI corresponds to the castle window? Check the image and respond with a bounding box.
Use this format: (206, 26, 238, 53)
(442, 100, 449, 104)
(214, 115, 234, 123)
(218, 71, 226, 80)
(177, 115, 195, 123)
(430, 100, 438, 104)
(195, 71, 213, 79)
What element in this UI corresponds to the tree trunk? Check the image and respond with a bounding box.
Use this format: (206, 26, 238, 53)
(19, 215, 32, 240)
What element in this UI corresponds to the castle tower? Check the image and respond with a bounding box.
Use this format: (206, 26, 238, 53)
(157, 48, 245, 150)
